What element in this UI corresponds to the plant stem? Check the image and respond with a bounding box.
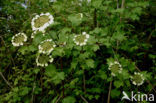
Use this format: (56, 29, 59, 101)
(107, 81, 112, 103)
(61, 58, 64, 97)
(80, 95, 88, 103)
(55, 96, 61, 103)
(94, 9, 97, 28)
(120, 0, 125, 22)
(83, 70, 86, 93)
(0, 72, 13, 89)
(121, 0, 125, 9)
(116, 0, 119, 9)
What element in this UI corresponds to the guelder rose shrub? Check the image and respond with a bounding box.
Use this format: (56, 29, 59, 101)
(0, 0, 155, 103)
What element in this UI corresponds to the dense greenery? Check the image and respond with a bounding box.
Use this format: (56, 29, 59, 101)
(0, 0, 156, 103)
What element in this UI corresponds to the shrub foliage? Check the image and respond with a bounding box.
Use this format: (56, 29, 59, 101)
(0, 0, 156, 103)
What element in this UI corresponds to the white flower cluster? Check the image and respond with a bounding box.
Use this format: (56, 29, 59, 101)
(131, 72, 144, 86)
(73, 32, 90, 46)
(11, 33, 27, 47)
(38, 39, 56, 54)
(36, 55, 54, 67)
(108, 61, 123, 76)
(31, 12, 54, 35)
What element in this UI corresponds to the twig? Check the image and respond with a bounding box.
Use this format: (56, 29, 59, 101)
(116, 0, 119, 9)
(61, 58, 64, 97)
(80, 95, 88, 103)
(121, 0, 125, 9)
(147, 30, 154, 42)
(0, 72, 13, 89)
(83, 71, 86, 93)
(94, 9, 97, 28)
(55, 96, 61, 103)
(120, 0, 125, 22)
(107, 81, 112, 103)
(31, 82, 36, 103)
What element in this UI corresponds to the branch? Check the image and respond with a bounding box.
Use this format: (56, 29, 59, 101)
(116, 0, 119, 9)
(120, 0, 125, 22)
(55, 96, 61, 103)
(60, 58, 64, 97)
(80, 95, 88, 103)
(121, 0, 125, 9)
(0, 72, 13, 89)
(31, 82, 36, 103)
(83, 71, 86, 93)
(107, 81, 112, 103)
(94, 9, 97, 28)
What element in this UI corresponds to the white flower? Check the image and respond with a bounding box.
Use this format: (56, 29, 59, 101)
(31, 31, 37, 38)
(49, 0, 57, 2)
(31, 12, 54, 33)
(36, 54, 54, 67)
(73, 32, 90, 46)
(108, 61, 122, 76)
(11, 33, 27, 47)
(76, 13, 83, 20)
(131, 72, 144, 86)
(38, 39, 56, 54)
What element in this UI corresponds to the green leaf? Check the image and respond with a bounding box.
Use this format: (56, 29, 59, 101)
(33, 33, 44, 45)
(111, 89, 120, 98)
(20, 87, 29, 96)
(33, 68, 40, 74)
(70, 78, 79, 86)
(99, 37, 111, 47)
(28, 45, 37, 52)
(92, 0, 102, 8)
(57, 72, 65, 80)
(62, 96, 76, 103)
(51, 96, 58, 103)
(45, 64, 56, 77)
(98, 71, 107, 80)
(114, 81, 123, 88)
(71, 59, 78, 69)
(112, 32, 126, 41)
(68, 14, 82, 26)
(92, 45, 100, 52)
(52, 72, 65, 85)
(86, 59, 94, 68)
(18, 46, 27, 55)
(49, 31, 58, 40)
(53, 47, 65, 57)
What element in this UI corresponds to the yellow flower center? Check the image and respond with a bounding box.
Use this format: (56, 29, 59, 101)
(14, 35, 25, 43)
(34, 15, 50, 28)
(132, 74, 143, 84)
(75, 35, 86, 43)
(41, 41, 54, 51)
(110, 64, 121, 74)
(38, 54, 50, 64)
